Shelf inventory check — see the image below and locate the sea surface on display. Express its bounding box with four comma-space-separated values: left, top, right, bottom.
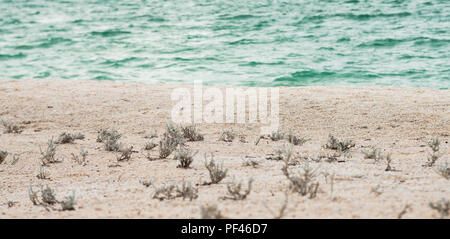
0, 0, 449, 89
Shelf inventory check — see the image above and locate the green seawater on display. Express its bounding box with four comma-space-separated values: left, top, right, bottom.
0, 0, 449, 89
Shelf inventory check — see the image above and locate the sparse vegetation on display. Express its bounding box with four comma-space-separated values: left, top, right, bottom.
152, 181, 198, 201
0, 150, 7, 164
29, 185, 60, 210
362, 147, 382, 161
144, 141, 158, 150
267, 145, 293, 162
176, 180, 199, 201
242, 157, 260, 168
282, 161, 320, 199
97, 128, 123, 152
219, 129, 235, 142
425, 136, 442, 167
157, 122, 185, 159
204, 153, 228, 184
103, 137, 121, 152
39, 139, 61, 166
97, 128, 121, 143
429, 198, 449, 219
153, 184, 177, 200
181, 125, 204, 141
71, 148, 88, 166
159, 133, 179, 159
55, 132, 85, 144
269, 130, 285, 141
1, 119, 22, 134
116, 145, 133, 162
140, 178, 153, 187
324, 134, 355, 153
36, 167, 51, 180
223, 178, 253, 200
384, 152, 394, 171
60, 191, 76, 211
436, 160, 450, 179
11, 154, 20, 165
285, 131, 308, 146
200, 205, 224, 219
144, 130, 158, 139
174, 147, 197, 168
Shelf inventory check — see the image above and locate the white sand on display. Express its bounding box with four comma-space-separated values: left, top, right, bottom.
0, 78, 449, 218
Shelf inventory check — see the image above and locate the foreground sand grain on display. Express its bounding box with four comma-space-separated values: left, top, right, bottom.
0, 79, 449, 218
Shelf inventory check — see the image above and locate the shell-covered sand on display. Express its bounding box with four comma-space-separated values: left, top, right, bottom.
0, 79, 449, 218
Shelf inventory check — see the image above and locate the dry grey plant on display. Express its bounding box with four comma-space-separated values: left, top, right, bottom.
144, 141, 158, 150
1, 119, 22, 134
435, 160, 449, 179
429, 198, 449, 219
266, 145, 294, 163
242, 157, 261, 168
222, 178, 253, 200
204, 153, 228, 185
269, 130, 285, 141
71, 148, 88, 166
60, 191, 77, 211
324, 134, 355, 153
176, 180, 199, 201
282, 160, 320, 199
0, 150, 7, 164
116, 145, 134, 162
97, 128, 122, 152
36, 167, 51, 180
425, 136, 443, 167
384, 152, 394, 171
218, 129, 235, 142
285, 130, 308, 146
362, 147, 383, 161
153, 184, 177, 200
97, 128, 121, 143
28, 185, 59, 211
140, 178, 154, 187
39, 139, 61, 166
55, 132, 85, 144
181, 125, 204, 141
153, 181, 198, 201
159, 133, 179, 159
144, 129, 158, 139
175, 147, 198, 168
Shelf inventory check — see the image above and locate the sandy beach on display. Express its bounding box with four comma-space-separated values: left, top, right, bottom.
0, 78, 448, 218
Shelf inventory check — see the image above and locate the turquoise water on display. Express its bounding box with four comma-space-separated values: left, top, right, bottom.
0, 0, 449, 89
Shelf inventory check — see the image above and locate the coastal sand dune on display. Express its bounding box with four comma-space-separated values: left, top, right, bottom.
0, 79, 449, 218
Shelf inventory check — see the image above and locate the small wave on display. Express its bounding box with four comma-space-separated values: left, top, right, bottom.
218, 14, 256, 20
228, 38, 255, 45
240, 61, 285, 67
91, 29, 131, 37
0, 52, 27, 61
274, 70, 336, 85
357, 38, 406, 48
413, 37, 450, 47
14, 37, 73, 50
294, 12, 411, 25
336, 12, 412, 20
128, 14, 166, 22
101, 57, 146, 67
